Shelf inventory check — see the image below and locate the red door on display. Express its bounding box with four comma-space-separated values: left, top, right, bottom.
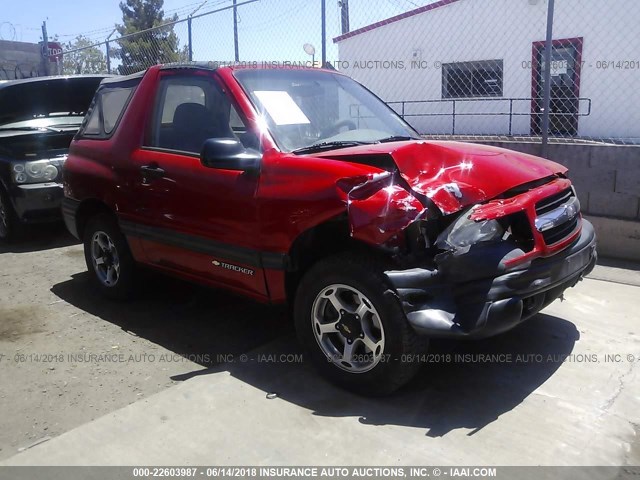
128, 70, 267, 299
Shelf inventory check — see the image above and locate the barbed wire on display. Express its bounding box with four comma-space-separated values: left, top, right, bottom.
0, 22, 17, 41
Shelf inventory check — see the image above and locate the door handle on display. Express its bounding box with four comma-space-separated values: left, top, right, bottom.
140, 164, 165, 182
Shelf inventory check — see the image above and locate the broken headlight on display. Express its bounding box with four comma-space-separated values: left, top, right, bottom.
436, 209, 505, 250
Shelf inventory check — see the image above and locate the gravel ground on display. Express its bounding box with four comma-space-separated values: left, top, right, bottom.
0, 224, 288, 460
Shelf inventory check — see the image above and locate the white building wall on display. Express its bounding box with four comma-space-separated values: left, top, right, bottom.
336, 0, 640, 140
553, 0, 640, 139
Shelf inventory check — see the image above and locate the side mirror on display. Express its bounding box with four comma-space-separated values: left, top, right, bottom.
200, 138, 261, 172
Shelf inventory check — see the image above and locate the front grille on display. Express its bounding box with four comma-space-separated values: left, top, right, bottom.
535, 187, 574, 215
541, 215, 579, 245
535, 187, 580, 245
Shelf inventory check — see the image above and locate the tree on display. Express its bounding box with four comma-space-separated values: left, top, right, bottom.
114, 0, 186, 75
62, 36, 108, 74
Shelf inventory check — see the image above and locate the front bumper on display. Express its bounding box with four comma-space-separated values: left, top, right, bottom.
8, 183, 64, 223
385, 219, 597, 339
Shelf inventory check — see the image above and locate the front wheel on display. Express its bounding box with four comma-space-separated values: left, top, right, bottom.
294, 253, 427, 396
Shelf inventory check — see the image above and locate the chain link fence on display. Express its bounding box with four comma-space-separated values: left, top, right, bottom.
52, 0, 638, 146
335, 0, 639, 147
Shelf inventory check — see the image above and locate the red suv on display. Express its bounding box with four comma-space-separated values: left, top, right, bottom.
63, 64, 596, 395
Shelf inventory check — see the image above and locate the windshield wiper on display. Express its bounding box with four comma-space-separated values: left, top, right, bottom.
291, 140, 372, 155
0, 126, 62, 133
375, 135, 420, 144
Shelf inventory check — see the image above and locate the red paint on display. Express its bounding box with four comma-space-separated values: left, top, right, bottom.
65, 64, 583, 303
319, 140, 566, 215
333, 171, 425, 246
470, 177, 582, 266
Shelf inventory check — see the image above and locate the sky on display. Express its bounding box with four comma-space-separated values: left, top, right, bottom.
0, 0, 432, 64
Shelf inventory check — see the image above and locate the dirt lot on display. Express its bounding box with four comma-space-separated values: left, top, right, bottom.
0, 224, 288, 460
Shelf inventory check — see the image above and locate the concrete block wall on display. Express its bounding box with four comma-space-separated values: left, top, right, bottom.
0, 40, 44, 80
475, 142, 640, 221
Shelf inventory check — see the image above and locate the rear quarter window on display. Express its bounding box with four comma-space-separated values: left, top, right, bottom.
79, 86, 135, 138
102, 88, 134, 134
82, 102, 101, 135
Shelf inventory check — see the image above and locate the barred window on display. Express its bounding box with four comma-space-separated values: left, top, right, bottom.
442, 60, 504, 98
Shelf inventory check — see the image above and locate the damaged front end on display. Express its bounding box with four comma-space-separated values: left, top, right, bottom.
336, 165, 596, 339
387, 179, 596, 339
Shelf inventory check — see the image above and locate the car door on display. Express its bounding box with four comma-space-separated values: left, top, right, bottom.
129, 70, 267, 298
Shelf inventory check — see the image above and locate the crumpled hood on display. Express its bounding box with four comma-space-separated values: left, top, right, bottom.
322, 140, 567, 215
393, 141, 567, 214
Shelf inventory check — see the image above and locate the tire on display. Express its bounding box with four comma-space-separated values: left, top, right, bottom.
83, 213, 137, 300
294, 252, 427, 396
0, 186, 19, 243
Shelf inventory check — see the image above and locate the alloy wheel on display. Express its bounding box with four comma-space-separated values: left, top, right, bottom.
91, 231, 120, 287
311, 284, 386, 373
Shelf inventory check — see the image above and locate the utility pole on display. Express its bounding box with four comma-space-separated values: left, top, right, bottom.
41, 21, 49, 76
540, 0, 555, 158
233, 0, 239, 62
321, 0, 326, 67
339, 0, 349, 35
106, 29, 116, 74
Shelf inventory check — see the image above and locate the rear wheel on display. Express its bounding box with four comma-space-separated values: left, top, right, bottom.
83, 214, 137, 300
294, 253, 427, 396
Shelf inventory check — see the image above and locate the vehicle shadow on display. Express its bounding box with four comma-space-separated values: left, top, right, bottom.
51, 272, 578, 437
0, 223, 79, 253
190, 313, 579, 437
50, 271, 291, 364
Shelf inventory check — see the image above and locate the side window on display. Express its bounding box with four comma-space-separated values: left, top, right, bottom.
229, 104, 246, 133
229, 103, 260, 150
79, 86, 134, 138
161, 84, 206, 124
102, 88, 133, 134
147, 74, 257, 155
82, 101, 101, 136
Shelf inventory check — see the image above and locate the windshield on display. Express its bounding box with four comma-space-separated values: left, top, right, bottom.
233, 69, 420, 153
0, 77, 104, 128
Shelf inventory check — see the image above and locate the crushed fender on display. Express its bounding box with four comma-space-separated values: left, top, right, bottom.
336, 171, 427, 246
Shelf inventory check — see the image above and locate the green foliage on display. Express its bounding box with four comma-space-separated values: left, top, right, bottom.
62, 36, 108, 74
114, 0, 186, 75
